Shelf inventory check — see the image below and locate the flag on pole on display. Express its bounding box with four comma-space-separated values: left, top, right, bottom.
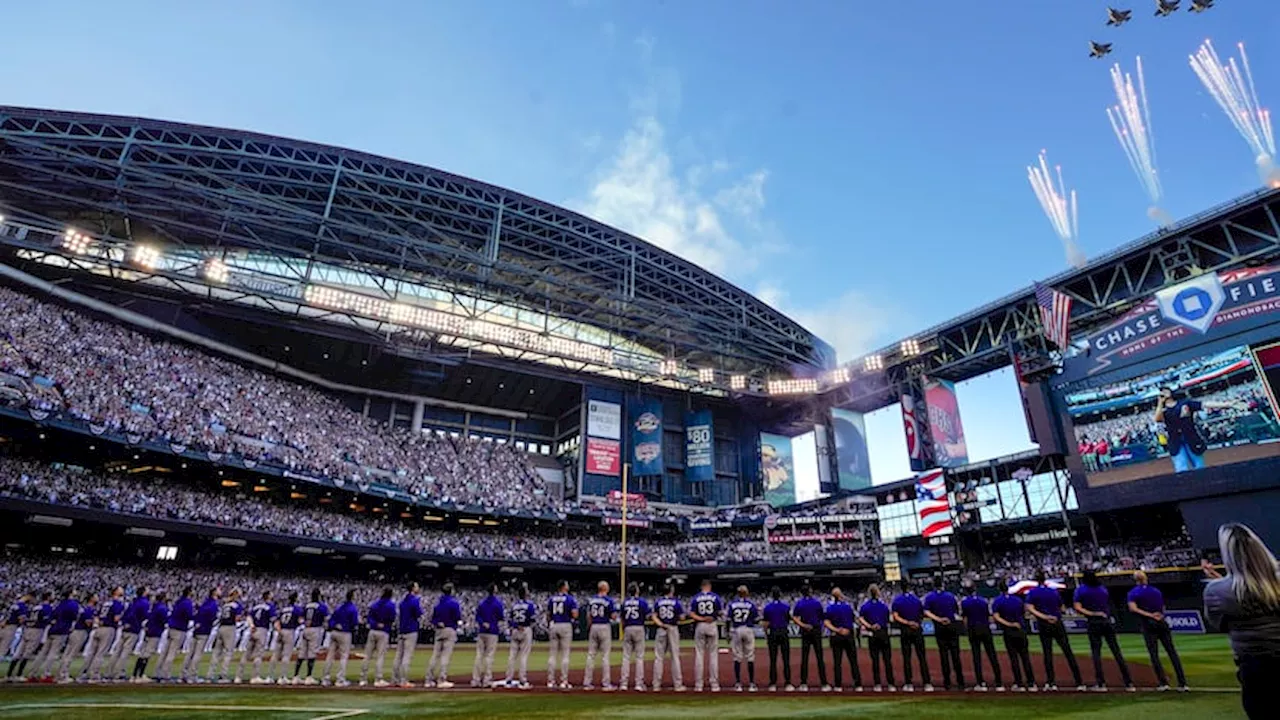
915, 469, 952, 538
1034, 283, 1073, 349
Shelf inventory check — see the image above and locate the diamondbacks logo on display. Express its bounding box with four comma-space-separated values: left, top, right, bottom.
634, 441, 661, 463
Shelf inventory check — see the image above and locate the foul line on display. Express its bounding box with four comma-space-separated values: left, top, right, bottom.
0, 703, 368, 720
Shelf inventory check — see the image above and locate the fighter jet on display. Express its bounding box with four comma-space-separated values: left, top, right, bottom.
1155, 0, 1180, 17
1190, 0, 1214, 12
1106, 8, 1133, 26
1090, 41, 1114, 59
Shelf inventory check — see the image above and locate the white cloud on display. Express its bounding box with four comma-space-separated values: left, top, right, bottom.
715, 169, 768, 222
758, 283, 900, 364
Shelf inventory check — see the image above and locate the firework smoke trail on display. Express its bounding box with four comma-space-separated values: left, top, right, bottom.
1107, 57, 1170, 224
1190, 40, 1279, 186
1027, 151, 1086, 268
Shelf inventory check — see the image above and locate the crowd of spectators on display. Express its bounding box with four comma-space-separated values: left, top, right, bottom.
0, 457, 878, 569
0, 287, 550, 513
975, 533, 1201, 582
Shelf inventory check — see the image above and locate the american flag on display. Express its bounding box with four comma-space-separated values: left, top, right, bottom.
1008, 579, 1067, 595
1035, 283, 1073, 349
915, 469, 952, 538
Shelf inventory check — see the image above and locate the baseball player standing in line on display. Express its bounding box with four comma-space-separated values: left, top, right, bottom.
0, 591, 30, 678
425, 582, 461, 689
360, 587, 397, 687
823, 587, 862, 692
583, 580, 618, 691
503, 583, 537, 689
545, 580, 578, 690
181, 587, 219, 683
650, 581, 685, 692
208, 588, 244, 683
237, 590, 275, 684
689, 579, 724, 693
472, 583, 504, 688
33, 589, 77, 681
105, 587, 149, 682
58, 592, 96, 682
392, 583, 423, 688
268, 591, 302, 684
82, 586, 124, 682
323, 589, 359, 687
133, 591, 168, 683
761, 586, 793, 692
295, 588, 329, 685
727, 585, 759, 692
619, 582, 649, 691
891, 585, 932, 692
961, 584, 1003, 691
857, 584, 895, 692
792, 583, 829, 692
924, 578, 966, 691
10, 592, 49, 682
156, 587, 194, 682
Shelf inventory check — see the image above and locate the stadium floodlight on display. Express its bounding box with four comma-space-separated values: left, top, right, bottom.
863, 354, 884, 372
767, 378, 819, 396
60, 229, 91, 255
900, 338, 921, 358
698, 367, 716, 384
202, 257, 230, 283
827, 367, 851, 385
729, 374, 747, 391
660, 359, 678, 376
131, 244, 162, 270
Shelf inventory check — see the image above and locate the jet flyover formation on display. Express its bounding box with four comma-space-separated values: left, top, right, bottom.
1093, 0, 1215, 58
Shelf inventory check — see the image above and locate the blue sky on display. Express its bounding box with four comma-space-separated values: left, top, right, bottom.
2, 0, 1277, 483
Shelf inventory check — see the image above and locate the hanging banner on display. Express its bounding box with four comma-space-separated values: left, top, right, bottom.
685, 410, 715, 482
900, 385, 931, 472
761, 433, 796, 507
924, 376, 969, 468
630, 398, 663, 475
585, 438, 621, 476
586, 400, 622, 440
831, 408, 871, 491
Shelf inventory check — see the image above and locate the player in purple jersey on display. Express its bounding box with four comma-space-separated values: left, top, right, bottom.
1127, 570, 1188, 691
270, 591, 303, 684
105, 586, 149, 682
209, 588, 245, 683
134, 590, 168, 683
34, 588, 78, 681
82, 586, 125, 682
891, 586, 931, 692
503, 583, 537, 690
426, 582, 462, 689
181, 587, 220, 683
792, 582, 829, 691
583, 580, 618, 691
1, 591, 32, 680
237, 590, 276, 684
9, 591, 46, 682
393, 582, 423, 687
960, 585, 1002, 691
1026, 570, 1084, 691
690, 579, 724, 693
762, 586, 793, 691
992, 580, 1035, 691
650, 581, 685, 692
823, 587, 861, 692
296, 588, 329, 685
857, 584, 895, 692
324, 589, 360, 687
619, 582, 650, 691
471, 583, 504, 688
546, 579, 578, 689
728, 585, 759, 692
361, 587, 398, 687
924, 578, 966, 691
58, 592, 97, 682
1073, 570, 1134, 692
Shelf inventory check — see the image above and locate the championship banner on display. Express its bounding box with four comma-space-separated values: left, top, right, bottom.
585, 437, 621, 476
586, 400, 622, 440
924, 376, 969, 468
684, 410, 715, 482
1072, 265, 1280, 378
761, 433, 796, 507
831, 408, 871, 490
630, 398, 663, 476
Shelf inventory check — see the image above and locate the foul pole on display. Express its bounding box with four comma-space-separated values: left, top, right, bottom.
619, 463, 630, 640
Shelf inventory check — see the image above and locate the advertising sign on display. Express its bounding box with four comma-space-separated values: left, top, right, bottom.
587, 400, 622, 440
585, 437, 621, 476
630, 398, 663, 475
685, 410, 715, 482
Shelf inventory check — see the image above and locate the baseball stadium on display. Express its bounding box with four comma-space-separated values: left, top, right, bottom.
2, 9, 1280, 720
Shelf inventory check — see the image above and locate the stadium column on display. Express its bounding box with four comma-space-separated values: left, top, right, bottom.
411, 400, 424, 433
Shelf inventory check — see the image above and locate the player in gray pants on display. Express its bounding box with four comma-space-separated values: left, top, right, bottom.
503, 584, 536, 689
619, 582, 649, 691
651, 584, 685, 692
583, 581, 618, 690
690, 579, 724, 692
546, 580, 579, 689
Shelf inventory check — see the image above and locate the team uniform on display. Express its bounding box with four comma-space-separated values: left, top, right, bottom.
546, 592, 577, 688
961, 593, 1002, 689
728, 597, 759, 691
650, 595, 685, 691
361, 596, 397, 686
762, 598, 793, 690
583, 594, 617, 690
425, 593, 461, 687
503, 598, 537, 688
34, 597, 78, 680
858, 597, 895, 690
269, 601, 303, 683
324, 600, 359, 686
392, 593, 423, 686
181, 596, 218, 682
157, 594, 194, 681
925, 590, 965, 690
619, 596, 649, 690
792, 594, 828, 690
824, 598, 861, 691
1127, 583, 1188, 689
57, 603, 95, 681
209, 598, 245, 682
237, 599, 276, 683
137, 599, 169, 681
471, 594, 504, 687
83, 596, 124, 682
1074, 584, 1133, 689
13, 600, 50, 681
105, 594, 150, 681
1026, 584, 1083, 690
298, 599, 330, 683
690, 590, 723, 692
1, 600, 30, 679
992, 592, 1035, 690
891, 592, 931, 691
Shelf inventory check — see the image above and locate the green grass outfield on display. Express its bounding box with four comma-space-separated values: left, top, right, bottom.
0, 635, 1245, 719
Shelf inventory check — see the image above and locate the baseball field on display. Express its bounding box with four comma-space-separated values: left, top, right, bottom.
0, 634, 1244, 718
